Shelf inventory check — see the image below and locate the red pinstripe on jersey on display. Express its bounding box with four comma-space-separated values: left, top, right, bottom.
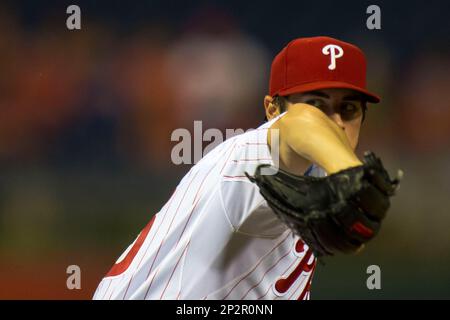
254, 240, 316, 300
142, 169, 201, 297
105, 215, 156, 278
100, 279, 112, 300
93, 280, 103, 297
219, 142, 238, 175
107, 280, 116, 300
231, 158, 273, 162
220, 231, 291, 300
93, 112, 319, 300
194, 141, 236, 204
148, 198, 201, 299
257, 249, 300, 299
274, 246, 315, 295
121, 187, 179, 299
293, 266, 316, 300
159, 240, 191, 299
159, 142, 239, 299
256, 285, 271, 300
222, 175, 248, 179
144, 140, 238, 299
237, 142, 266, 147
239, 239, 294, 299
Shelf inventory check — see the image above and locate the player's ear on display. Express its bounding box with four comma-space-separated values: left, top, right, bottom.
264, 95, 280, 120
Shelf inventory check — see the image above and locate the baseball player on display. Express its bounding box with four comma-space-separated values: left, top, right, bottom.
93, 36, 401, 300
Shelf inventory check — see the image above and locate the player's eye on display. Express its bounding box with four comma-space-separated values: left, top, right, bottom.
341, 102, 357, 112
305, 99, 327, 109
340, 102, 362, 120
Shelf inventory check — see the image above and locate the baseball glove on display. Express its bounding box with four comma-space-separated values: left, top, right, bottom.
245, 151, 403, 257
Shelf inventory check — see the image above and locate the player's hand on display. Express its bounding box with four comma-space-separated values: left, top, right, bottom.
246, 151, 403, 257
275, 103, 363, 174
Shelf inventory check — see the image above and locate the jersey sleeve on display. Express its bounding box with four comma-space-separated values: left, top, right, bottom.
220, 179, 287, 238
218, 119, 288, 238
217, 112, 325, 238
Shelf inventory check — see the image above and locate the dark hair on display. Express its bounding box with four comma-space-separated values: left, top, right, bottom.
263, 95, 288, 121
361, 103, 368, 122
267, 95, 368, 122
272, 95, 289, 113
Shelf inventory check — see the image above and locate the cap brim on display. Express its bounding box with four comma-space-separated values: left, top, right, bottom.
277, 81, 380, 103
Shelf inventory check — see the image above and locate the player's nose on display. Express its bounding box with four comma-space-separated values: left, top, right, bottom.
329, 112, 346, 130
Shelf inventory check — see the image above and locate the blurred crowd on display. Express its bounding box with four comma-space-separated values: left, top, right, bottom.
0, 1, 449, 298
0, 6, 269, 170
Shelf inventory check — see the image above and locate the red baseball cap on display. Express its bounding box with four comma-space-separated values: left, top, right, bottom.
269, 36, 380, 103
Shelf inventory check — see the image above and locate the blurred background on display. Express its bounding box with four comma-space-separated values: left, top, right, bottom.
0, 0, 449, 299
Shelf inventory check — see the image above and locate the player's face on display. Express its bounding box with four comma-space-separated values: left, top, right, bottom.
287, 88, 365, 150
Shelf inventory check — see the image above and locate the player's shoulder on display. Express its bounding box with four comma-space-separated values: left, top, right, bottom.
200, 121, 269, 160
190, 118, 279, 181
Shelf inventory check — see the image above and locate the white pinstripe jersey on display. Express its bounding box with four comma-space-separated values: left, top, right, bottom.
93, 113, 326, 300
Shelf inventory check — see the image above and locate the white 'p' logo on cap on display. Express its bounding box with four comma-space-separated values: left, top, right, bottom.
322, 44, 344, 70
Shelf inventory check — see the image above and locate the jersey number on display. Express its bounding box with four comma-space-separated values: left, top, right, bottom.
105, 215, 156, 277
